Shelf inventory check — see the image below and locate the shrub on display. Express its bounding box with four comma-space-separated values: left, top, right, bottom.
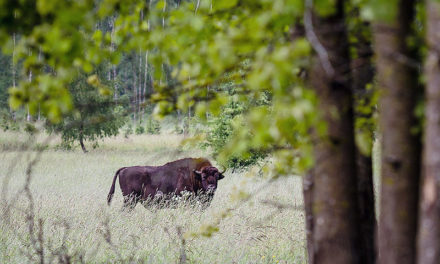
146, 117, 161, 135
205, 101, 266, 170
123, 123, 133, 138
135, 124, 145, 135
0, 110, 20, 131
24, 122, 37, 135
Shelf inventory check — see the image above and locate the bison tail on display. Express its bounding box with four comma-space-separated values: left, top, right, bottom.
107, 167, 125, 205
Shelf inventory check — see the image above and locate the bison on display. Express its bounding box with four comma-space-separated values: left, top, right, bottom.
107, 158, 225, 209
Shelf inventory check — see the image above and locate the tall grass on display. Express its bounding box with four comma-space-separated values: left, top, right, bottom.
0, 132, 305, 263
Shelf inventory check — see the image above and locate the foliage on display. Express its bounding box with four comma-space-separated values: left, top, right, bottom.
206, 98, 266, 170
0, 50, 12, 110
144, 0, 318, 173
0, 0, 384, 172
123, 123, 134, 138
146, 116, 161, 134
23, 122, 37, 135
47, 67, 124, 151
135, 124, 145, 134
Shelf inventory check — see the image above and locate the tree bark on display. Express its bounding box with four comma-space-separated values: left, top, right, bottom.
142, 50, 148, 120
27, 67, 32, 122
356, 151, 376, 264
79, 123, 88, 153
303, 170, 314, 264
138, 47, 143, 121
351, 20, 376, 264
112, 64, 118, 100
372, 1, 420, 264
109, 16, 118, 101
416, 2, 440, 263
132, 56, 138, 123
307, 1, 362, 263
11, 32, 16, 120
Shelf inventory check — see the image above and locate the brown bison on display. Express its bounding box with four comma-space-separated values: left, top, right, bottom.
107, 158, 225, 209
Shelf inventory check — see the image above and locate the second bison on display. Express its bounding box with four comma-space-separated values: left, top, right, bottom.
107, 158, 225, 209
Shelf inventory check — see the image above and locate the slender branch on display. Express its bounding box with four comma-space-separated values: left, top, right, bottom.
304, 0, 335, 78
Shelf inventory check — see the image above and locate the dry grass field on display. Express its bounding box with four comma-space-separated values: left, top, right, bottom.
0, 131, 306, 263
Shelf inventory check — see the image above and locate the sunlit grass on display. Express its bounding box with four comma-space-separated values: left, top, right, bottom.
0, 132, 306, 263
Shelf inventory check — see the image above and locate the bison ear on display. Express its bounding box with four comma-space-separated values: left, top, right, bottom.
193, 170, 202, 181
218, 173, 225, 180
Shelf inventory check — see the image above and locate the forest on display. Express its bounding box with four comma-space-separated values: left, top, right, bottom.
0, 0, 439, 263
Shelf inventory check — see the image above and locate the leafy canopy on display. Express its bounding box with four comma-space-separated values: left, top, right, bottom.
0, 0, 387, 172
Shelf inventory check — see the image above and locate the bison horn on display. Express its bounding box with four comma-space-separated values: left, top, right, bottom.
219, 166, 226, 174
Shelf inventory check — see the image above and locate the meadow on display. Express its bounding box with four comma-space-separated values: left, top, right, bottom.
0, 131, 306, 263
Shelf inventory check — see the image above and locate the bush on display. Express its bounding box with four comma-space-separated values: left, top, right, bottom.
123, 123, 133, 138
24, 122, 37, 135
0, 110, 20, 131
146, 117, 161, 135
173, 120, 183, 134
205, 101, 266, 170
135, 124, 145, 135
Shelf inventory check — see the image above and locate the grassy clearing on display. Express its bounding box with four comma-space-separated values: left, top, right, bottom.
0, 132, 305, 263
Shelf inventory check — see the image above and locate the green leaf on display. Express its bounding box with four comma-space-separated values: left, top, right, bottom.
361, 0, 398, 23
213, 0, 238, 10
37, 0, 57, 15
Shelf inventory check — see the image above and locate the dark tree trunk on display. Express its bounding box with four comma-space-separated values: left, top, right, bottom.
416, 2, 440, 263
372, 1, 420, 264
307, 1, 362, 263
79, 124, 87, 153
303, 170, 314, 264
356, 151, 376, 264
290, 22, 316, 264
351, 20, 376, 264
79, 137, 87, 153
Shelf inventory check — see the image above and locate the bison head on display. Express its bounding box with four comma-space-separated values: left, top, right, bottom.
193, 167, 225, 193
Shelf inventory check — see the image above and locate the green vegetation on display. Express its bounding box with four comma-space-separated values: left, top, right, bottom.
46, 67, 125, 152
205, 100, 267, 170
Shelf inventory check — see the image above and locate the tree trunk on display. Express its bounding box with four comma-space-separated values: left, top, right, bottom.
416, 2, 440, 263
162, 0, 166, 28
372, 1, 420, 264
12, 33, 16, 89
307, 1, 362, 263
195, 0, 201, 13
27, 67, 32, 122
110, 16, 118, 101
351, 20, 376, 264
79, 124, 88, 153
356, 151, 376, 264
142, 50, 148, 120
138, 4, 143, 122
38, 48, 42, 121
303, 170, 314, 264
112, 64, 118, 100
123, 65, 128, 98
132, 56, 138, 123
79, 137, 87, 153
11, 32, 16, 120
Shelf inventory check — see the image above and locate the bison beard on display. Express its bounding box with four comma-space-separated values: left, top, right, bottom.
107, 158, 225, 209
